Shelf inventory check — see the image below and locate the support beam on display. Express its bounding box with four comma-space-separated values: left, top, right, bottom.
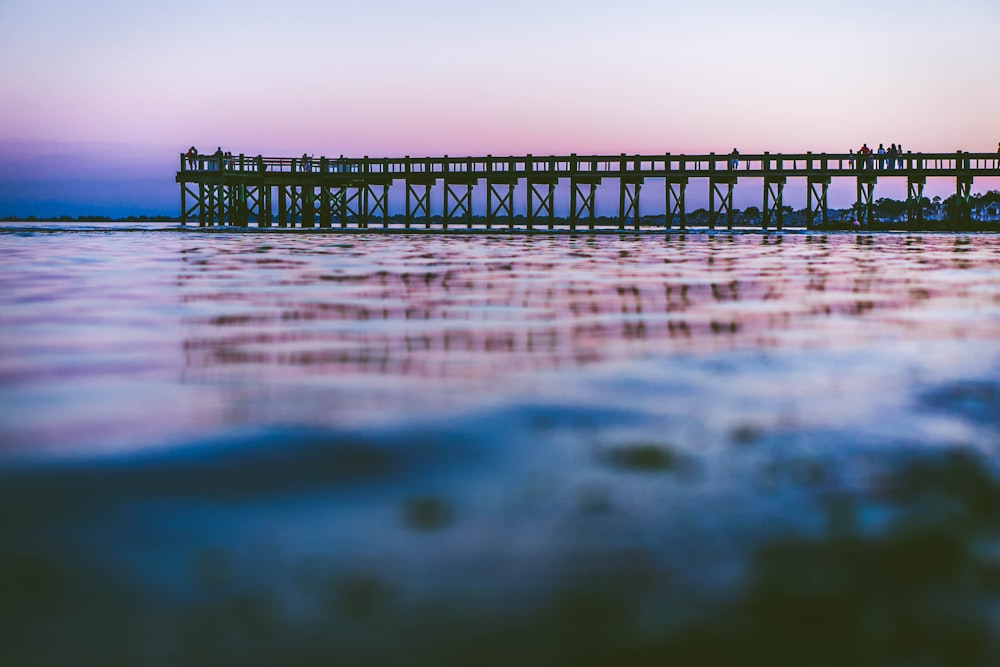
325, 188, 341, 228
406, 180, 433, 229
197, 183, 206, 227
214, 183, 224, 226
367, 183, 389, 228
206, 183, 216, 226
331, 187, 344, 228
907, 176, 926, 226
301, 186, 315, 228
486, 179, 515, 229
235, 184, 248, 227
527, 178, 557, 230
244, 184, 259, 227
957, 175, 974, 222
288, 186, 303, 228
359, 184, 370, 229
763, 177, 786, 230
806, 176, 830, 228
181, 183, 201, 226
180, 180, 187, 226
266, 185, 273, 228
232, 185, 242, 226
337, 186, 360, 228
224, 185, 232, 226
619, 177, 642, 230
259, 185, 271, 228
320, 184, 331, 228
278, 185, 287, 227
444, 180, 474, 229
856, 175, 876, 226
666, 178, 687, 230
709, 176, 736, 230
569, 177, 600, 230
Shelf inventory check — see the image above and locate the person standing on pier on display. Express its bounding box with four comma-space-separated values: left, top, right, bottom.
186, 146, 198, 170
896, 143, 904, 169
877, 143, 886, 169
859, 143, 872, 169
729, 148, 740, 170
887, 144, 897, 170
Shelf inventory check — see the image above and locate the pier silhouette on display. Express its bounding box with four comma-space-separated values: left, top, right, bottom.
177, 151, 1000, 230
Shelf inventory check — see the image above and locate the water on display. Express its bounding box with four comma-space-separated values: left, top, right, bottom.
2, 224, 1000, 665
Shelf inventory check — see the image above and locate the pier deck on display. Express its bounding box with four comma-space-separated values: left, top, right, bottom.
176, 151, 1000, 230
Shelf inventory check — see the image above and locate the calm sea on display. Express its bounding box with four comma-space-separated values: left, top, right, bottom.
2, 223, 1000, 665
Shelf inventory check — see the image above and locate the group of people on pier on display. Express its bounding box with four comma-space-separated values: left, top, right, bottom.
185, 146, 233, 171
299, 154, 355, 173
854, 143, 905, 170
183, 147, 363, 174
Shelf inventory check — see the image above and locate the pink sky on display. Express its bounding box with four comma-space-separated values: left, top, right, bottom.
1, 0, 997, 215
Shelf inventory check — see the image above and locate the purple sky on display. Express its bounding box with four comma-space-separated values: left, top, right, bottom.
1, 0, 997, 216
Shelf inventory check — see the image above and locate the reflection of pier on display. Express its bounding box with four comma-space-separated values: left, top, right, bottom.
180, 274, 762, 379
179, 235, 980, 382
177, 151, 1000, 230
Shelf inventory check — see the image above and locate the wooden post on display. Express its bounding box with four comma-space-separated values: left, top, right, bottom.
726, 181, 734, 230
568, 154, 577, 230
618, 153, 626, 230
525, 154, 533, 231
198, 183, 206, 227
319, 158, 330, 228
549, 158, 556, 230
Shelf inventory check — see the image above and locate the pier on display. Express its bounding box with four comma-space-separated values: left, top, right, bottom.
176, 151, 1000, 230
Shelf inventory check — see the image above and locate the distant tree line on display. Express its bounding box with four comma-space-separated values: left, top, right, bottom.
678, 189, 1000, 230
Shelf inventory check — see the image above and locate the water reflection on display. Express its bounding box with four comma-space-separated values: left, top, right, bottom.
178, 234, 1000, 382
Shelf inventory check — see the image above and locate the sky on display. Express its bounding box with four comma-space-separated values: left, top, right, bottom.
0, 0, 998, 216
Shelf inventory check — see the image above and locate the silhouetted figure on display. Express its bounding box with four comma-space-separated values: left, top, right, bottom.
859, 143, 872, 170
877, 143, 886, 169
256, 155, 266, 172
896, 143, 904, 169
186, 146, 198, 170
729, 148, 740, 170
213, 147, 223, 171
887, 144, 897, 170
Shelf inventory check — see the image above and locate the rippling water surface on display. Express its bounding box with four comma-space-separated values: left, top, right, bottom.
2, 224, 1000, 665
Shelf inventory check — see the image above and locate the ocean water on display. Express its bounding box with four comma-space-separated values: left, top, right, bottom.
2, 224, 1000, 665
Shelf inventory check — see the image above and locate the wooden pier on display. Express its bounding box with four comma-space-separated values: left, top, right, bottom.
176, 151, 1000, 230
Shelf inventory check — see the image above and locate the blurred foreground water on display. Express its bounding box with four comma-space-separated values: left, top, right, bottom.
2, 225, 1000, 665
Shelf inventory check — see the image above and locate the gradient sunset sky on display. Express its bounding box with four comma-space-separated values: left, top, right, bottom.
1, 0, 997, 215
